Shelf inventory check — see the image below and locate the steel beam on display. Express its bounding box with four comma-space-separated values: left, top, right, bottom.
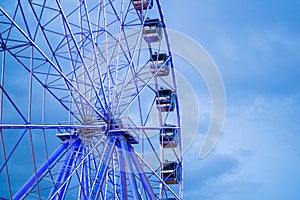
118, 146, 128, 200
130, 146, 156, 200
48, 142, 81, 199
89, 137, 117, 200
119, 136, 141, 200
13, 140, 71, 200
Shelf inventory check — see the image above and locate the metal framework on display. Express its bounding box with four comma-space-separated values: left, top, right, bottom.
0, 0, 183, 199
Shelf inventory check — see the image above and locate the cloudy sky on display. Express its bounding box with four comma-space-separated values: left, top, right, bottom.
162, 0, 300, 199
1, 0, 300, 199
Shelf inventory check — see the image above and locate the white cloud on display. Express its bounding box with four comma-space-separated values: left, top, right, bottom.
183, 94, 300, 199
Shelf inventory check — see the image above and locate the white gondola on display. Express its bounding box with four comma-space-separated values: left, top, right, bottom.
132, 0, 153, 10
161, 161, 180, 184
150, 52, 170, 76
156, 89, 176, 112
143, 18, 162, 43
160, 125, 178, 148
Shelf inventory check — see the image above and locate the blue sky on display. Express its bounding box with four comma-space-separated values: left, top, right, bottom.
162, 0, 300, 199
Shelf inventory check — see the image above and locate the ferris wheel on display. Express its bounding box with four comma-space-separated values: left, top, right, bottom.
0, 0, 182, 199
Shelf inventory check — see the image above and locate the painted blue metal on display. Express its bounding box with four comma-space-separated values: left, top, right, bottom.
48, 150, 73, 199
55, 148, 78, 199
0, 8, 80, 122
1, 0, 183, 199
0, 129, 27, 173
56, 0, 108, 116
81, 148, 90, 199
117, 69, 162, 118
48, 142, 83, 199
76, 147, 85, 199
12, 140, 71, 200
89, 137, 117, 200
48, 139, 82, 199
130, 145, 156, 200
134, 153, 181, 199
119, 136, 142, 200
16, 1, 32, 40
0, 7, 108, 123
0, 85, 28, 124
118, 145, 128, 200
78, 0, 109, 113
155, 0, 183, 198
0, 124, 102, 130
